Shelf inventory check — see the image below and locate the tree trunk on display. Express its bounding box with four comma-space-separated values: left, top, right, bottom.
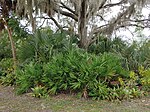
78, 0, 89, 49
0, 1, 17, 68
7, 28, 17, 68
3, 18, 17, 68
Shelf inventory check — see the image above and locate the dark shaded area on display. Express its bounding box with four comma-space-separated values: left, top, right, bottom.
0, 0, 17, 31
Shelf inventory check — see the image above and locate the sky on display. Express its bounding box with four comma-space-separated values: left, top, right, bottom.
110, 4, 150, 43
117, 12, 150, 43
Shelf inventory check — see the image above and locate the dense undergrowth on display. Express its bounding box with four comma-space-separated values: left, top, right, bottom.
0, 19, 150, 101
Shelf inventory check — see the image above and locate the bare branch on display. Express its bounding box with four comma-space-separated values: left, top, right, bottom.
60, 2, 78, 16
103, 0, 126, 8
54, 8, 78, 21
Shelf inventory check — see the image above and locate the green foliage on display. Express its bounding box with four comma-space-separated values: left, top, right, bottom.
8, 17, 28, 40
0, 58, 16, 85
3, 47, 145, 100
138, 67, 150, 91
0, 17, 28, 60
0, 72, 16, 85
0, 58, 13, 71
15, 62, 43, 94
88, 81, 109, 100
138, 40, 150, 68
88, 37, 127, 54
0, 26, 149, 101
15, 49, 133, 100
31, 85, 48, 98
109, 87, 143, 101
89, 36, 150, 71
43, 50, 128, 94
0, 31, 12, 60
17, 29, 76, 62
17, 37, 36, 62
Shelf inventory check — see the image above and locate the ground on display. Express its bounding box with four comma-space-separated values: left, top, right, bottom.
0, 84, 150, 112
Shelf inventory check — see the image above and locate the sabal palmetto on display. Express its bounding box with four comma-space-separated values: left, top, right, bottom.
18, 28, 73, 62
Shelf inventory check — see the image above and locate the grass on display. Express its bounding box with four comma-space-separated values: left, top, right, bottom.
0, 84, 150, 112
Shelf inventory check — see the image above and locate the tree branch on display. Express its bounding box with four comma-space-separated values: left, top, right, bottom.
103, 0, 126, 8
54, 8, 78, 21
60, 2, 78, 16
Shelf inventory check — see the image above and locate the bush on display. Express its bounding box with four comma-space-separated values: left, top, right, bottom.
44, 50, 128, 92
15, 49, 133, 99
0, 18, 28, 60
31, 85, 48, 98
88, 37, 150, 71
17, 30, 76, 62
138, 66, 150, 92
0, 48, 146, 100
15, 62, 43, 94
0, 58, 15, 85
0, 31, 12, 60
88, 81, 110, 100
1, 29, 148, 100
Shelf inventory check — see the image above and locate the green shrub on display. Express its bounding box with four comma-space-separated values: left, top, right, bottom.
89, 37, 150, 71
15, 62, 43, 94
31, 85, 48, 98
1, 19, 149, 101
0, 73, 16, 86
138, 67, 150, 92
1, 48, 145, 100
0, 58, 13, 71
42, 50, 129, 97
0, 18, 28, 61
109, 87, 143, 101
138, 40, 150, 68
17, 30, 76, 62
88, 81, 110, 100
0, 58, 15, 85
17, 37, 36, 62
0, 31, 12, 60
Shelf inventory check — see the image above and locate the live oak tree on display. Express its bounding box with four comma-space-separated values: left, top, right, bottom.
1, 0, 150, 49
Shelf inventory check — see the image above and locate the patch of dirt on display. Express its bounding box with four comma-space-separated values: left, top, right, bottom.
0, 85, 52, 112
0, 84, 150, 112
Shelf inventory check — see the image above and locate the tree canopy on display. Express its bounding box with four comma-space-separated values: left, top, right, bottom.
0, 0, 150, 48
